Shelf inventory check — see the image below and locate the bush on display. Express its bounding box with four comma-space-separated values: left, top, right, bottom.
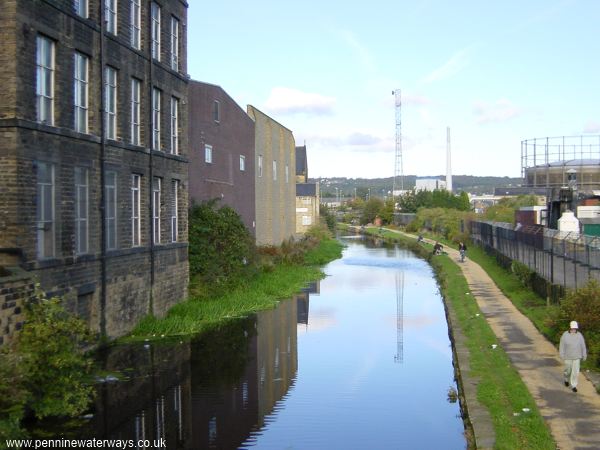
189, 200, 256, 284
511, 261, 535, 288
546, 280, 600, 367
0, 290, 94, 438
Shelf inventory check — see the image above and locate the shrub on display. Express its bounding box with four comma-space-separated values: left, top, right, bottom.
511, 261, 535, 288
546, 280, 600, 367
189, 200, 256, 284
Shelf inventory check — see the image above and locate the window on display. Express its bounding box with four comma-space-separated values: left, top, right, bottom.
129, 0, 141, 49
285, 164, 289, 183
152, 88, 161, 150
171, 180, 178, 242
106, 0, 117, 34
75, 0, 88, 18
36, 36, 54, 125
273, 160, 277, 181
170, 97, 178, 154
36, 162, 55, 258
258, 155, 263, 177
105, 66, 117, 139
212, 100, 220, 122
105, 171, 117, 250
74, 52, 89, 133
74, 168, 89, 254
302, 216, 312, 226
130, 78, 141, 145
152, 177, 161, 244
170, 16, 179, 71
131, 174, 141, 246
204, 145, 212, 163
239, 155, 245, 171
151, 2, 161, 60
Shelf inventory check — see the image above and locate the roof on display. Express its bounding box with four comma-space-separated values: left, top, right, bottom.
296, 146, 307, 177
296, 183, 317, 196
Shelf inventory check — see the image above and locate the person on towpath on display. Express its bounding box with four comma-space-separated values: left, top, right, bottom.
559, 320, 587, 392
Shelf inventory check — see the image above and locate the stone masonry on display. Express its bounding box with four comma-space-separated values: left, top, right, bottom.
0, 0, 189, 341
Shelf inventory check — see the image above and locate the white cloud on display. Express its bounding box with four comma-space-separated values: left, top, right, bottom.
473, 98, 523, 124
421, 48, 471, 84
264, 87, 336, 116
583, 121, 600, 133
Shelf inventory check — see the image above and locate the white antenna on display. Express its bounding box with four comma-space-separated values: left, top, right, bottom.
446, 126, 453, 192
392, 89, 403, 198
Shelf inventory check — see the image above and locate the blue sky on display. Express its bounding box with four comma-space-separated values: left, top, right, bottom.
187, 0, 600, 179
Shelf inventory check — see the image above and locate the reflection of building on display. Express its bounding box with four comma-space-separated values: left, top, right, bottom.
296, 280, 320, 325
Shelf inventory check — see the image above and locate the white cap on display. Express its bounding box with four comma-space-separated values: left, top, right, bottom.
570, 321, 578, 329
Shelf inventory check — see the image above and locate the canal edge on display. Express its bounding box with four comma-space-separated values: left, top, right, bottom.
442, 287, 496, 450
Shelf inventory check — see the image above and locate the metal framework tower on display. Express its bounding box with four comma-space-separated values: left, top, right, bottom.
392, 89, 403, 198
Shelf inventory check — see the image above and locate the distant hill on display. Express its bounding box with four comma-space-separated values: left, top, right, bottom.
311, 175, 522, 198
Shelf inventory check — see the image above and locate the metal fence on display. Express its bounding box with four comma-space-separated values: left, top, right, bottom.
471, 221, 600, 293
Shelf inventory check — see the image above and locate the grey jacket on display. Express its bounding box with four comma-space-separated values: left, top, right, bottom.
559, 331, 587, 360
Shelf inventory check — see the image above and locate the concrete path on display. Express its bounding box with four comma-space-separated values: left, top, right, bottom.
425, 236, 600, 450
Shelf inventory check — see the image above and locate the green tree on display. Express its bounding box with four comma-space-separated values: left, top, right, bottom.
361, 198, 384, 225
484, 195, 538, 224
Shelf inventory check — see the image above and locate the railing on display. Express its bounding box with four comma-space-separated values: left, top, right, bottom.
471, 221, 600, 292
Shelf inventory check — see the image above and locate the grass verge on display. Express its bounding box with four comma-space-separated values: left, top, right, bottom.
358, 226, 556, 449
127, 238, 343, 340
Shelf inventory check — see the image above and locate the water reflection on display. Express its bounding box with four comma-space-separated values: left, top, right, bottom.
37, 236, 465, 449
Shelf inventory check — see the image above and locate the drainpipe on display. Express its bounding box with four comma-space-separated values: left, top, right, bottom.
147, 4, 155, 315
99, 1, 107, 337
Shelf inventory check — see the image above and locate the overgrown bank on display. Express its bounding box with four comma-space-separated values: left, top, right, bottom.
130, 202, 343, 339
358, 226, 555, 450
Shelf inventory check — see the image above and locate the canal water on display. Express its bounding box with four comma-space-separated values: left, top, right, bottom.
46, 234, 466, 449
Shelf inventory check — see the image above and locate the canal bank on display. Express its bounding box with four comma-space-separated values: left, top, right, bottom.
366, 226, 600, 450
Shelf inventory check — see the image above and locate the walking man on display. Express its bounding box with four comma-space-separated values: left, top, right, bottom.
559, 321, 587, 392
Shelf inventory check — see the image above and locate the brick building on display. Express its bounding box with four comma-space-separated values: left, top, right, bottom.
295, 145, 319, 234
0, 0, 189, 339
247, 106, 296, 246
188, 81, 256, 234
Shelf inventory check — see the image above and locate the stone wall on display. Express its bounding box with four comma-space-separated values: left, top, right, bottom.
0, 266, 35, 346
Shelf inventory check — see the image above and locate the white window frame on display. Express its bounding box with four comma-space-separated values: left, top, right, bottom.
152, 87, 161, 150
152, 177, 161, 244
130, 0, 141, 50
131, 174, 141, 247
205, 145, 213, 163
74, 52, 89, 134
36, 36, 54, 125
105, 171, 118, 250
273, 160, 277, 181
302, 215, 312, 226
75, 167, 89, 255
75, 0, 88, 18
130, 78, 141, 145
171, 179, 178, 243
285, 164, 289, 183
105, 66, 117, 140
239, 155, 245, 171
37, 162, 55, 259
106, 0, 117, 35
170, 97, 178, 154
258, 155, 263, 177
170, 16, 179, 71
151, 2, 161, 61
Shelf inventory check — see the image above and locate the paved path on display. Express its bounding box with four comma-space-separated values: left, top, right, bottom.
421, 235, 600, 450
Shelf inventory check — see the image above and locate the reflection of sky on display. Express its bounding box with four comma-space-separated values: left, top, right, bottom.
243, 239, 465, 450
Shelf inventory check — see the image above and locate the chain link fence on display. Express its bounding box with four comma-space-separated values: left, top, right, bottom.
471, 221, 600, 299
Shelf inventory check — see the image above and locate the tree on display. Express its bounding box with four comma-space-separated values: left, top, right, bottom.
361, 198, 384, 225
